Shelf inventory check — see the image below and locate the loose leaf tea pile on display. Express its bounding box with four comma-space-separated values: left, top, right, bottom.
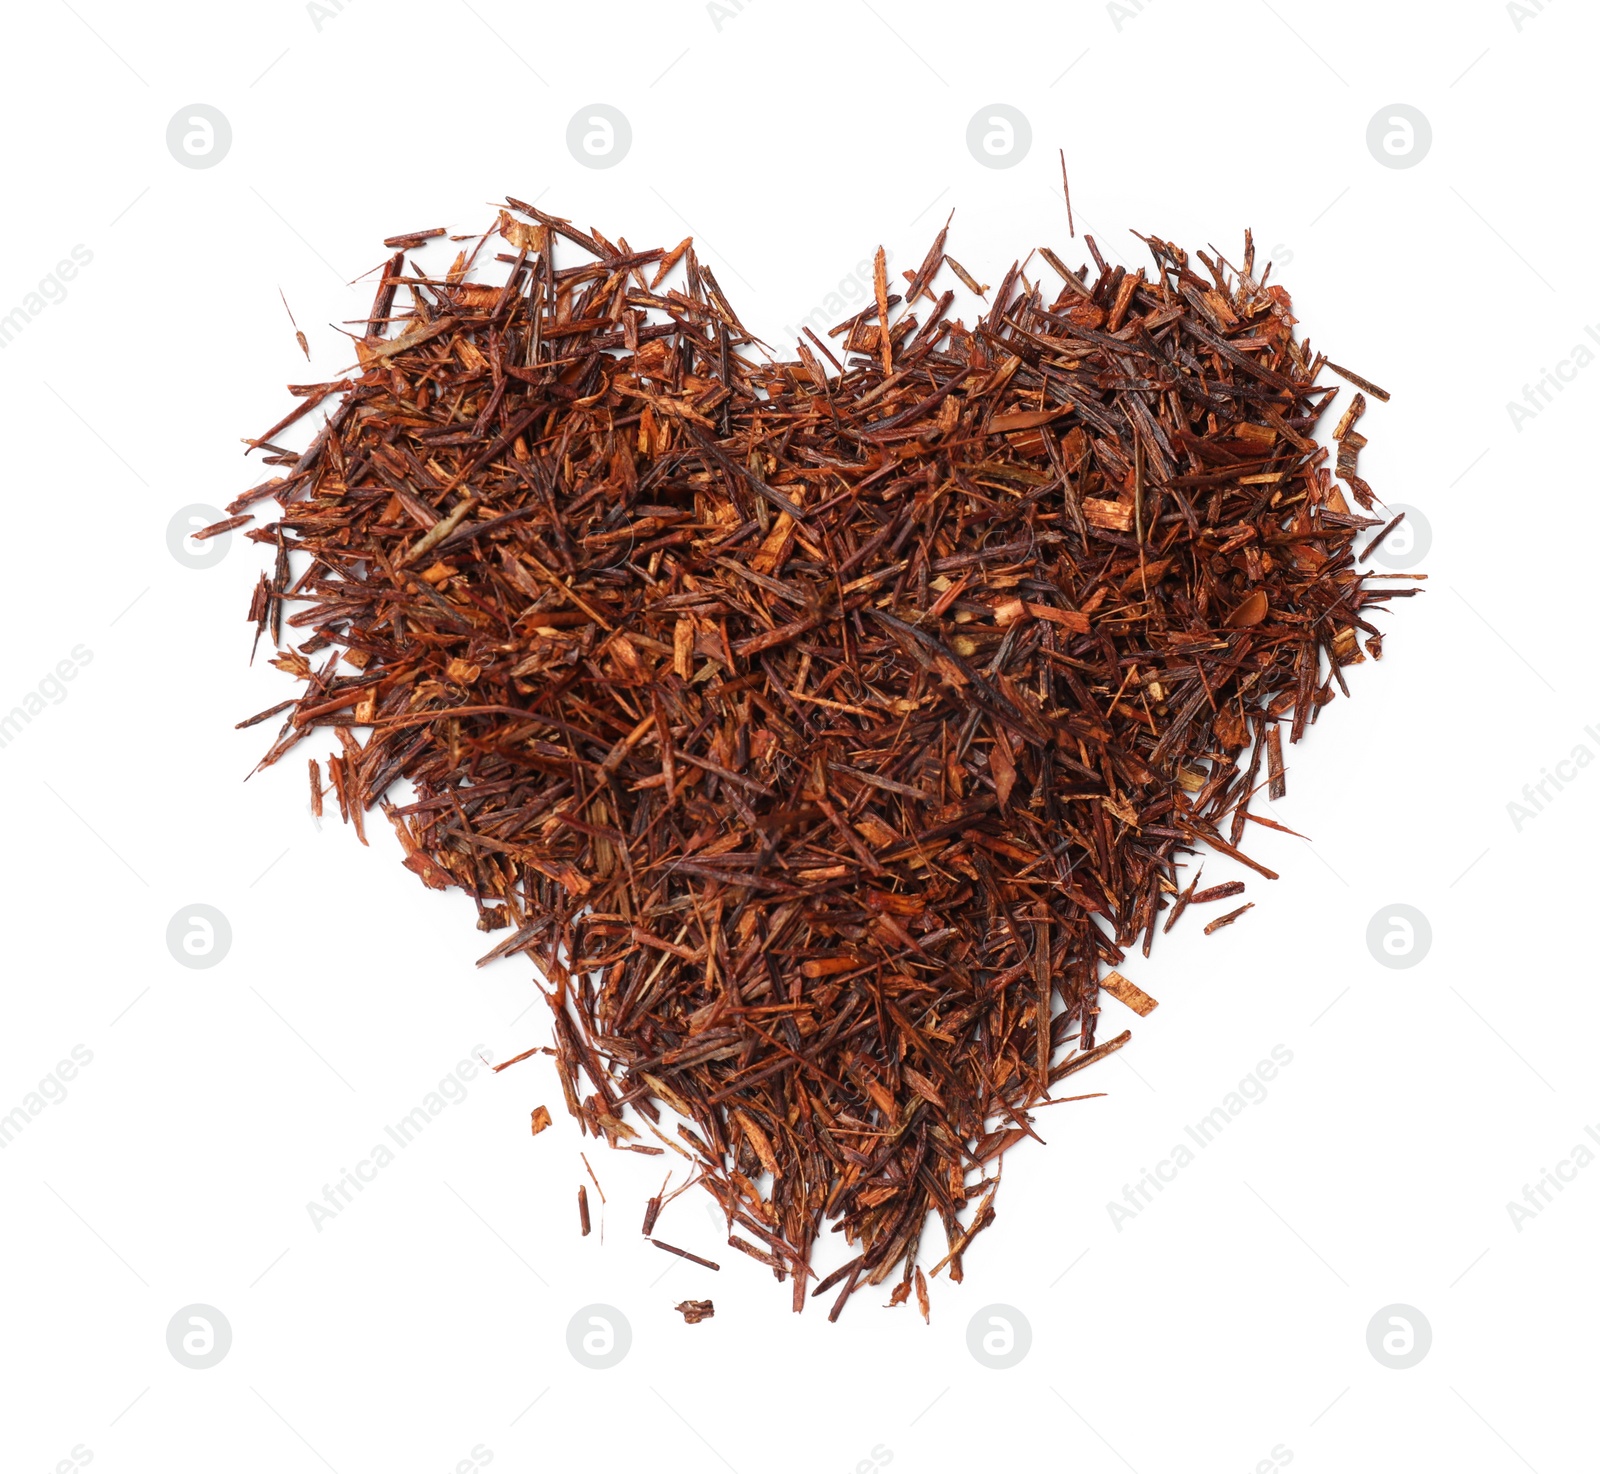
232, 199, 1415, 1318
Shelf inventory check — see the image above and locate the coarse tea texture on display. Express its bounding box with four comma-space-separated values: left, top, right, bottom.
230, 200, 1415, 1318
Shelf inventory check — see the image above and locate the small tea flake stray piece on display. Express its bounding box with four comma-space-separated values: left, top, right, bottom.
1100, 969, 1159, 1017
652, 1239, 720, 1272
675, 1299, 715, 1324
1191, 881, 1246, 905
530, 1105, 552, 1136
1204, 904, 1255, 936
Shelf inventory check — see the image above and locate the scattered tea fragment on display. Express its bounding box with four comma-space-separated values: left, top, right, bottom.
1266, 724, 1286, 800
1099, 969, 1159, 1017
1204, 903, 1255, 935
675, 1299, 715, 1324
279, 288, 310, 361
1326, 361, 1390, 401
530, 1105, 552, 1136
1360, 512, 1406, 563
727, 1233, 779, 1268
383, 226, 446, 249
1191, 881, 1245, 905
652, 1239, 719, 1272
194, 514, 251, 541
577, 1184, 591, 1237
236, 199, 1416, 1317
1163, 870, 1202, 935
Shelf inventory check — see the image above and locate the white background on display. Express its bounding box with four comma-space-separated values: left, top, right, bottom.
1, 1, 1595, 1470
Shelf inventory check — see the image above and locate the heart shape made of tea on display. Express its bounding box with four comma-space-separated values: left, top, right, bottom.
231, 199, 1404, 1318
